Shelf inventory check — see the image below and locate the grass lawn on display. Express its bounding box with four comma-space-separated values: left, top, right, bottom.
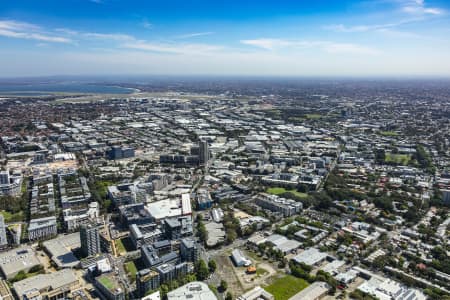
380, 131, 398, 137
124, 261, 138, 281
305, 113, 322, 119
385, 153, 411, 165
0, 210, 24, 223
256, 267, 269, 276
264, 275, 309, 300
115, 238, 126, 254
98, 276, 115, 290
266, 187, 308, 199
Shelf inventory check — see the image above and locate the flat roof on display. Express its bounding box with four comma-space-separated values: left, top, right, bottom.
167, 282, 217, 300
292, 247, 327, 266
288, 281, 329, 300
42, 233, 80, 268
276, 240, 301, 253
0, 247, 40, 278
146, 199, 183, 220
13, 269, 78, 298
96, 273, 122, 294
28, 216, 57, 230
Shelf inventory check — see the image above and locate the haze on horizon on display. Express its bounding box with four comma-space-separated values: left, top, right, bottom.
1, 0, 450, 78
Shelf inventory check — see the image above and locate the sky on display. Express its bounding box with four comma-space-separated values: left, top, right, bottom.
1, 0, 450, 77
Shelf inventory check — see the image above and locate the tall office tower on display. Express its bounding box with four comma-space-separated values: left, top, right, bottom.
0, 171, 9, 185
198, 140, 209, 165
0, 215, 8, 247
80, 224, 101, 257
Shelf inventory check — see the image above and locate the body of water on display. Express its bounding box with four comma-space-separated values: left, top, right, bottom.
0, 82, 136, 95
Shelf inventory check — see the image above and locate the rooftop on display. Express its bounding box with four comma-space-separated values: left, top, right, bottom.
167, 282, 217, 300
13, 269, 78, 298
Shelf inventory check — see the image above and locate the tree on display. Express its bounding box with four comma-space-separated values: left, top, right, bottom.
314, 192, 333, 210
225, 292, 233, 300
208, 259, 217, 273
195, 259, 209, 281
159, 284, 169, 297
11, 271, 27, 283
219, 280, 228, 292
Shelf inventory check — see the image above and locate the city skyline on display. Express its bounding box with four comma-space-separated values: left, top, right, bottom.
1, 0, 450, 77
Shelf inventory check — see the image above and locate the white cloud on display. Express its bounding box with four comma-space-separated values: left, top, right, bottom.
176, 32, 214, 39
240, 38, 380, 55
0, 20, 72, 43
324, 43, 380, 55
240, 38, 298, 50
400, 0, 445, 15
83, 32, 135, 41
142, 20, 153, 29
326, 23, 399, 33
122, 41, 222, 55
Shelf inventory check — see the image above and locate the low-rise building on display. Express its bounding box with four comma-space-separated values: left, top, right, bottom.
231, 249, 251, 267
167, 282, 217, 300
237, 286, 274, 300
43, 233, 80, 268
288, 281, 330, 300
13, 269, 79, 300
0, 247, 41, 279
292, 247, 328, 267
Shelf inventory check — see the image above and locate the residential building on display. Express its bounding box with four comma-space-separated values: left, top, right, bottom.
28, 216, 57, 241
255, 193, 303, 217
95, 273, 125, 300
136, 269, 160, 297
180, 238, 199, 262
0, 215, 8, 248
80, 224, 101, 257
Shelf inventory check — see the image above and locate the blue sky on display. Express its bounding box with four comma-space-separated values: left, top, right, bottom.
1, 0, 450, 77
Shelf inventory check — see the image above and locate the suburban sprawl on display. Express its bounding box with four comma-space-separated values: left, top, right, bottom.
0, 79, 449, 300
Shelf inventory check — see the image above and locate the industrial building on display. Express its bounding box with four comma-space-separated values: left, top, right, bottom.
231, 249, 251, 267
43, 233, 81, 268
288, 281, 330, 300
167, 282, 217, 300
13, 269, 79, 300
292, 247, 328, 267
237, 286, 274, 300
0, 247, 41, 279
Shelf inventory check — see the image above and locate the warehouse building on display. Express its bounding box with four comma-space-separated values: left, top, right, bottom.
0, 247, 41, 279
13, 269, 79, 300
167, 282, 217, 300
